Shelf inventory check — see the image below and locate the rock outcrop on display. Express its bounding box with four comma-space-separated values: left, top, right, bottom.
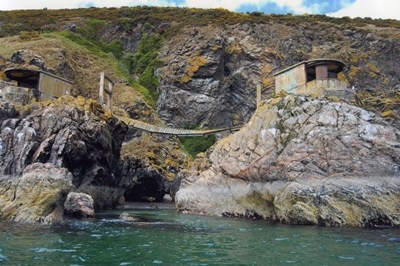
175, 96, 400, 227
0, 97, 127, 210
0, 163, 72, 224
1, 8, 400, 130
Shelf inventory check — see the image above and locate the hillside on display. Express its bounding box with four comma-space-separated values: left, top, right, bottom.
0, 29, 190, 196
0, 6, 399, 156
2, 6, 399, 129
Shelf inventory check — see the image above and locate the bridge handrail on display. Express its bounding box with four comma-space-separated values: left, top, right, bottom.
117, 116, 241, 136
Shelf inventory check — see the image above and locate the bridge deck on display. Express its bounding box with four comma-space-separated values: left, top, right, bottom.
118, 116, 240, 136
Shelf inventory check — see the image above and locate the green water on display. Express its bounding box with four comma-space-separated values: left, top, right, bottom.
0, 209, 399, 265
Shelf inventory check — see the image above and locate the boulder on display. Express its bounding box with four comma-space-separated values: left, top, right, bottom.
175, 96, 400, 227
64, 192, 95, 218
0, 163, 72, 224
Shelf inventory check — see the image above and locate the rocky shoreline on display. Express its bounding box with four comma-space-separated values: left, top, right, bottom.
175, 95, 400, 227
0, 97, 170, 224
1, 95, 399, 227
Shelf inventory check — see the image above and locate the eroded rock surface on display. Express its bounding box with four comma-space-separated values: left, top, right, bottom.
0, 97, 127, 210
175, 96, 400, 227
64, 192, 95, 218
119, 156, 166, 202
0, 163, 72, 224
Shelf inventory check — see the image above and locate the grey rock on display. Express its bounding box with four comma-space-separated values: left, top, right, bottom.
64, 192, 95, 218
118, 156, 166, 202
0, 163, 73, 224
175, 96, 400, 227
0, 97, 128, 209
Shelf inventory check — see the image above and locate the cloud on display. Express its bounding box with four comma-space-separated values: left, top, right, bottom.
328, 0, 400, 20
182, 0, 318, 14
0, 0, 325, 13
0, 0, 398, 20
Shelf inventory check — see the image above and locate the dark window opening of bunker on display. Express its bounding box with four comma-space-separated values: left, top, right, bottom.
306, 64, 340, 83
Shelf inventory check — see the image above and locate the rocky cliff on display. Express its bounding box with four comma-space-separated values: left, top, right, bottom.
0, 29, 189, 205
0, 96, 127, 211
1, 8, 399, 129
156, 22, 400, 128
0, 94, 189, 223
175, 95, 400, 227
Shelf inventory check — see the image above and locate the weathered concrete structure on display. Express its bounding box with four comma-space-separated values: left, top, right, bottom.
274, 59, 351, 98
3, 68, 72, 102
0, 80, 32, 105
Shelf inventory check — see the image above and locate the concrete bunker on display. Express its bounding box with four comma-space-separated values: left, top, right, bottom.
2, 68, 72, 103
273, 59, 350, 97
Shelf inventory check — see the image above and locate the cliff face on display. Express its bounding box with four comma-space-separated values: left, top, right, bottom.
175, 96, 400, 227
155, 23, 400, 128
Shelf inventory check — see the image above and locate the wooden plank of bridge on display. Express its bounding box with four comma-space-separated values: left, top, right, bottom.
116, 116, 241, 136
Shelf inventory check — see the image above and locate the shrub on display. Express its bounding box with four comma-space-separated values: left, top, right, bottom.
179, 135, 216, 158
138, 65, 159, 101
124, 33, 163, 102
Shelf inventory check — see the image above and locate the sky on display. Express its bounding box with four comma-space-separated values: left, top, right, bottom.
0, 0, 399, 20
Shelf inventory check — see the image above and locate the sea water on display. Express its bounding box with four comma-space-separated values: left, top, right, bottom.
0, 209, 399, 265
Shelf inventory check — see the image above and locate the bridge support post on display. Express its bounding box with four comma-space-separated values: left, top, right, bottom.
99, 72, 105, 106
256, 85, 262, 106
98, 72, 114, 113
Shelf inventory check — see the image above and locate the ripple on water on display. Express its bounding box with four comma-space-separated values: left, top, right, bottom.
0, 248, 7, 262
72, 255, 86, 262
30, 247, 76, 253
337, 256, 355, 260
275, 238, 289, 241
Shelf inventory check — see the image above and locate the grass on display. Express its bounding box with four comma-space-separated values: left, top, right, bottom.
1, 6, 400, 38
57, 30, 156, 107
179, 135, 217, 158
123, 33, 164, 103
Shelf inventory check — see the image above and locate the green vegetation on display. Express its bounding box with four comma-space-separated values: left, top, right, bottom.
179, 135, 217, 158
62, 18, 124, 60
123, 33, 163, 102
56, 18, 158, 106
1, 6, 400, 38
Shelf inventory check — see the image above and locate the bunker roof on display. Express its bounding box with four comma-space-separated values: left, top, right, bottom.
4, 68, 72, 85
273, 58, 345, 76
